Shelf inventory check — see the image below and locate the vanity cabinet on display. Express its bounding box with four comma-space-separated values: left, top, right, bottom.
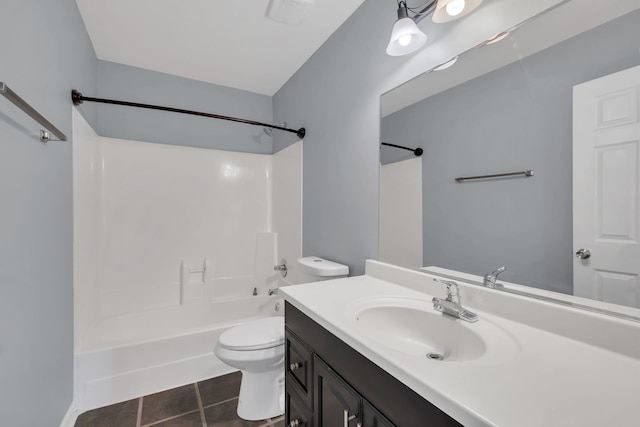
314, 356, 361, 426
362, 402, 395, 427
285, 384, 313, 427
285, 302, 462, 427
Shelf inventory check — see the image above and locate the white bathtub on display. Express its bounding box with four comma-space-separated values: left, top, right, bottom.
74, 295, 283, 412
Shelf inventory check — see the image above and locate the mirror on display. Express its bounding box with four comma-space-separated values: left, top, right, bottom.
379, 0, 640, 314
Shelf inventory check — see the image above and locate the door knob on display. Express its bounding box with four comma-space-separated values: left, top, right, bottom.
575, 249, 591, 259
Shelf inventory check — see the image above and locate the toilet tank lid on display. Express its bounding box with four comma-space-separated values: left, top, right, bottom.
297, 257, 349, 277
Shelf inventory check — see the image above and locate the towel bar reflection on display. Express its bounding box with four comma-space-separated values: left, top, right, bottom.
455, 170, 534, 183
0, 82, 67, 142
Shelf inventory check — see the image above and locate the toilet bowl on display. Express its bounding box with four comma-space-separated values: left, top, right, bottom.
214, 257, 348, 421
214, 316, 285, 420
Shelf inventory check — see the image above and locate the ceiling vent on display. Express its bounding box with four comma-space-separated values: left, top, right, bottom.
266, 0, 315, 25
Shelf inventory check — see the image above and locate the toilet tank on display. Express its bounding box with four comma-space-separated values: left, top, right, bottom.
297, 256, 349, 282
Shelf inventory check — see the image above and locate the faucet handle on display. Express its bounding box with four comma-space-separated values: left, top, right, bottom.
435, 279, 459, 296
491, 266, 507, 277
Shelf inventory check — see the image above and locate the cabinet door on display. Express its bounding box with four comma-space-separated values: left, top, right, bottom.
286, 329, 313, 407
286, 384, 313, 427
314, 356, 361, 427
362, 401, 395, 427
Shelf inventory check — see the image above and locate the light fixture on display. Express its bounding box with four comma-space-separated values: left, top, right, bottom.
474, 30, 511, 49
386, 0, 484, 57
432, 56, 458, 71
432, 0, 483, 23
485, 31, 510, 45
386, 1, 428, 57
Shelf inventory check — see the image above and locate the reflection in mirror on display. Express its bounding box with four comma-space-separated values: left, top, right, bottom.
379, 0, 640, 314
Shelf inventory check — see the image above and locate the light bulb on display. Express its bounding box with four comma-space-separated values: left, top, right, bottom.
446, 0, 466, 16
398, 34, 412, 47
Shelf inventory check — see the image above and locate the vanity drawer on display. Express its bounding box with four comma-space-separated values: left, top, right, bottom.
286, 329, 313, 403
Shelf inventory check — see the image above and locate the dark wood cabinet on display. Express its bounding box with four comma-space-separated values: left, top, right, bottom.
362, 401, 395, 427
285, 302, 462, 427
286, 382, 313, 427
286, 331, 313, 408
314, 356, 362, 427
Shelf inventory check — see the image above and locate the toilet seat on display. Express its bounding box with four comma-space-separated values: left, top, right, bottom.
218, 316, 284, 351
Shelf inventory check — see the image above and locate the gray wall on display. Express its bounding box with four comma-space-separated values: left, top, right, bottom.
0, 0, 97, 426
272, 1, 411, 275
381, 11, 640, 293
272, 0, 555, 276
95, 60, 274, 153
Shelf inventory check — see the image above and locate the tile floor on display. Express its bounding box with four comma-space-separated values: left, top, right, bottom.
74, 372, 284, 427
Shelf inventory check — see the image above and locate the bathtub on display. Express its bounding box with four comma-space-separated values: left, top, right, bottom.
74, 294, 283, 412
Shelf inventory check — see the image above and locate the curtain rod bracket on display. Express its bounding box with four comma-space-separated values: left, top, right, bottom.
71, 89, 84, 106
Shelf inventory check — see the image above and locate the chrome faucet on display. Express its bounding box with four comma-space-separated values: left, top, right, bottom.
268, 288, 279, 296
432, 279, 478, 323
483, 266, 507, 288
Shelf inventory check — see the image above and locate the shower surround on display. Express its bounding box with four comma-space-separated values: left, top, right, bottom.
71, 109, 302, 412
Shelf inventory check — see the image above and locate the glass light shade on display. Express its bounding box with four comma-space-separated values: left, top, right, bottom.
386, 17, 428, 57
432, 56, 458, 71
486, 31, 510, 45
432, 0, 483, 23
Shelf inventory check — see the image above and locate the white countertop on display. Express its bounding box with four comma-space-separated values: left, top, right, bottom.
280, 261, 640, 427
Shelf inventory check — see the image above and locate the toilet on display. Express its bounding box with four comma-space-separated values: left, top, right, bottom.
214, 316, 285, 420
296, 256, 350, 283
213, 256, 348, 421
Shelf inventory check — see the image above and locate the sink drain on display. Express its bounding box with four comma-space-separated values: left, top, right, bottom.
426, 352, 444, 361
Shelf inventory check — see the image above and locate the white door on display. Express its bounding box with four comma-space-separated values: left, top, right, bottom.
573, 65, 640, 308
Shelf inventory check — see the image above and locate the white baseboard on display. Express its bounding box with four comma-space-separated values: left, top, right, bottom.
59, 401, 78, 427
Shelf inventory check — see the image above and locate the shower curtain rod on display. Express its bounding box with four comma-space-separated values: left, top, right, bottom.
381, 142, 423, 156
71, 90, 306, 139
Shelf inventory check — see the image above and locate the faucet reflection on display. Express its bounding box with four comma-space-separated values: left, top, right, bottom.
483, 266, 507, 288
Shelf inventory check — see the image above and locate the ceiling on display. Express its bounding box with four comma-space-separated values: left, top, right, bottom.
75, 0, 366, 96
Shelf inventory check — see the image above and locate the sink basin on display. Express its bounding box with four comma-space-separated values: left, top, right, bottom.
347, 297, 519, 364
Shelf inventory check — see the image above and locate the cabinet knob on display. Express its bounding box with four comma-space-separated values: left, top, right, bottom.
289, 419, 300, 427
290, 362, 302, 371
